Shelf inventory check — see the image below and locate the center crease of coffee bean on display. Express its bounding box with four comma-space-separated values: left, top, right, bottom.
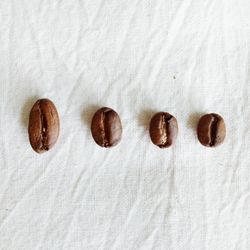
39, 103, 49, 151
160, 115, 167, 146
103, 110, 111, 147
210, 115, 218, 146
159, 115, 173, 148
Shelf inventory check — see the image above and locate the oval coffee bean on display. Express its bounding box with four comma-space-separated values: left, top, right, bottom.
28, 99, 60, 153
91, 107, 122, 148
197, 113, 226, 147
149, 112, 178, 148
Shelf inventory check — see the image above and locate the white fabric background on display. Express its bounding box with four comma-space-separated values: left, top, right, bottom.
0, 0, 250, 249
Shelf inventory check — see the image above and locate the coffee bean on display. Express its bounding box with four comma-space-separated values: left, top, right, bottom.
149, 112, 178, 148
197, 113, 226, 147
28, 99, 60, 153
91, 107, 122, 148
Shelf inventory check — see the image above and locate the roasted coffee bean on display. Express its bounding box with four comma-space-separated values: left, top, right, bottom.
28, 99, 60, 153
91, 107, 122, 148
149, 112, 178, 148
197, 113, 226, 147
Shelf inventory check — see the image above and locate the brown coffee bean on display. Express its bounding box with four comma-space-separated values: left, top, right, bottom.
28, 99, 60, 153
197, 113, 226, 147
149, 112, 178, 148
91, 107, 122, 148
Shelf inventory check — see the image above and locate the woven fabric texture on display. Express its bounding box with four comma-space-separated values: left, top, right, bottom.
0, 0, 250, 249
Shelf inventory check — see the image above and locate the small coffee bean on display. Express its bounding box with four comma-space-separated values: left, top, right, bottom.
197, 113, 226, 147
91, 107, 122, 148
28, 99, 60, 153
149, 112, 178, 148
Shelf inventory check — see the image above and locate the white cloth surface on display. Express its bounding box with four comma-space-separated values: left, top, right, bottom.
0, 0, 250, 249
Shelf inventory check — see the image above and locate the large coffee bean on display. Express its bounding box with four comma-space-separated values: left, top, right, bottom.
91, 107, 122, 148
197, 113, 226, 147
149, 112, 178, 148
28, 99, 60, 153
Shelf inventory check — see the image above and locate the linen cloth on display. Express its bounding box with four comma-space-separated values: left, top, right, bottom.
0, 0, 250, 249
